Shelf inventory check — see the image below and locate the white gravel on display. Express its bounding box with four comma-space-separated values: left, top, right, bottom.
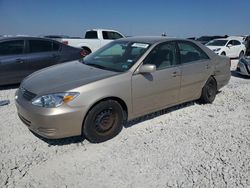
0, 60, 249, 188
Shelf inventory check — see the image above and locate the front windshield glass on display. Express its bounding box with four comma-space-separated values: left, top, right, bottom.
206, 40, 228, 46
83, 41, 151, 72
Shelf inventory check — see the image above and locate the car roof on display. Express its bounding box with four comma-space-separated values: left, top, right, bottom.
211, 38, 228, 41
0, 36, 59, 42
117, 36, 185, 44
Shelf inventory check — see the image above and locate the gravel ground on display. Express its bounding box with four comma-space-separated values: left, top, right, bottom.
0, 60, 249, 188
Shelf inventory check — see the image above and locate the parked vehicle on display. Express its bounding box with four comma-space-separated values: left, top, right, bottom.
196, 35, 228, 45
244, 35, 250, 56
206, 37, 246, 58
236, 57, 250, 76
42, 35, 71, 42
15, 37, 231, 143
0, 37, 85, 86
60, 29, 124, 54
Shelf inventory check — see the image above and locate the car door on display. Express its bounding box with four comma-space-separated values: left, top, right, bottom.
25, 39, 61, 75
226, 40, 236, 57
0, 39, 28, 85
232, 40, 242, 57
84, 31, 101, 52
177, 41, 212, 102
132, 42, 181, 116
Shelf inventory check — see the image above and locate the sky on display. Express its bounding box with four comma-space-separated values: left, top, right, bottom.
0, 0, 249, 38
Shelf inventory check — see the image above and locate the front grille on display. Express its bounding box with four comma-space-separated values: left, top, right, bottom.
20, 87, 36, 101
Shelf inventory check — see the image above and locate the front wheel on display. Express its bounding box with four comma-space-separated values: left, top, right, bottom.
239, 51, 244, 59
199, 77, 217, 104
83, 100, 124, 143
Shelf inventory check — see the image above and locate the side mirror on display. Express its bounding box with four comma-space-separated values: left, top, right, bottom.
227, 44, 233, 48
138, 64, 156, 74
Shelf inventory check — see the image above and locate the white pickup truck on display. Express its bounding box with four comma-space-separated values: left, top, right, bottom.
60, 29, 124, 54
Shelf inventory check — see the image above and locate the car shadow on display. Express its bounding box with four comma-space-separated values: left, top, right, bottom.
231, 70, 250, 79
0, 84, 19, 91
30, 96, 223, 145
125, 100, 197, 128
31, 131, 86, 146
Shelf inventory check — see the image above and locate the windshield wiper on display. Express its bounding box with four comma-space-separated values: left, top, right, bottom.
86, 63, 122, 72
87, 63, 107, 70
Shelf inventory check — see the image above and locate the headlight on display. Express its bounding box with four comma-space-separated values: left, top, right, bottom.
32, 92, 79, 108
213, 48, 221, 52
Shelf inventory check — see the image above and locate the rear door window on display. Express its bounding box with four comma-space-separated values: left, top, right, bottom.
232, 40, 241, 46
178, 41, 209, 64
102, 31, 123, 40
29, 40, 53, 53
0, 40, 25, 55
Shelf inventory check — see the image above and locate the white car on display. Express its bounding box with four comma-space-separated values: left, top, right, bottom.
206, 37, 246, 58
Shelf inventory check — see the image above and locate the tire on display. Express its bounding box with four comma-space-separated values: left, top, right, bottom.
199, 77, 217, 104
83, 100, 124, 143
221, 52, 226, 56
82, 47, 91, 56
239, 51, 244, 59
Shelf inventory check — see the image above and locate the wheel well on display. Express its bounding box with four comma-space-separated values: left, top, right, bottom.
221, 51, 226, 55
210, 75, 218, 90
82, 97, 128, 132
81, 46, 91, 53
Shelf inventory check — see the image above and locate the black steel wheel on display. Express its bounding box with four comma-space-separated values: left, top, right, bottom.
199, 77, 217, 104
83, 100, 124, 143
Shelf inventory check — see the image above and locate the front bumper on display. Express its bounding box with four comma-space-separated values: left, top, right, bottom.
15, 89, 86, 139
236, 61, 250, 76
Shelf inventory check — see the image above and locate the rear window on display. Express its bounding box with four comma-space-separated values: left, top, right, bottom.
85, 31, 98, 39
29, 40, 53, 53
0, 40, 24, 55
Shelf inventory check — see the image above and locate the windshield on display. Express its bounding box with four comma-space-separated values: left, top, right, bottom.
83, 41, 151, 72
206, 40, 228, 46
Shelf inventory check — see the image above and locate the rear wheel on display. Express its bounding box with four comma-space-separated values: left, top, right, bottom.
199, 77, 217, 104
82, 47, 91, 56
83, 100, 124, 143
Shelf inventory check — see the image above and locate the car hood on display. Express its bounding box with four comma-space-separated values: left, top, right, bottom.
21, 61, 119, 95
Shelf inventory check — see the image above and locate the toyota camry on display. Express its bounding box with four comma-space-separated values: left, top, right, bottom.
15, 37, 231, 143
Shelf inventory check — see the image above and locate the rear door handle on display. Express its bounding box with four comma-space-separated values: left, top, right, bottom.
16, 58, 24, 63
172, 71, 179, 77
206, 64, 211, 69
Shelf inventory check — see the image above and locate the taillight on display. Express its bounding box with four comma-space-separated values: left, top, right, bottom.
63, 41, 68, 45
